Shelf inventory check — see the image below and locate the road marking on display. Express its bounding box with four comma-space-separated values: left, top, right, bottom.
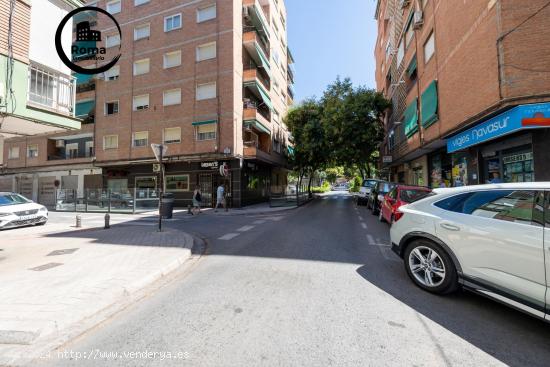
253, 220, 266, 225
237, 225, 255, 232
218, 233, 239, 240
366, 234, 375, 244
358, 216, 363, 220
268, 216, 283, 221
361, 223, 367, 229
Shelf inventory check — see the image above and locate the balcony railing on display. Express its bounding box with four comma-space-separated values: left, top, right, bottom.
27, 63, 76, 117
48, 153, 93, 161
243, 67, 270, 91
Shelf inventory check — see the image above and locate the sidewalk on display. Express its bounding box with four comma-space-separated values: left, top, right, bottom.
187, 201, 299, 217
0, 222, 196, 366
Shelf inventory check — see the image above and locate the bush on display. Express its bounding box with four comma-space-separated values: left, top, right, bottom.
311, 181, 331, 193
349, 176, 362, 192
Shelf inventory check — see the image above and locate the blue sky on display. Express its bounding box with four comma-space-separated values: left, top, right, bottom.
286, 0, 378, 102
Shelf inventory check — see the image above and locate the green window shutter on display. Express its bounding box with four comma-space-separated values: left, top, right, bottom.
406, 55, 417, 77
421, 80, 439, 127
75, 73, 93, 85
75, 101, 95, 117
404, 98, 419, 138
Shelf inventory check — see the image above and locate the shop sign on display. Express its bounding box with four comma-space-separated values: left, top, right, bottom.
382, 156, 393, 163
201, 161, 219, 169
503, 152, 533, 164
447, 102, 550, 153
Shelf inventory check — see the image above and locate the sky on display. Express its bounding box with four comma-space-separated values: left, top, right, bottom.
285, 0, 379, 103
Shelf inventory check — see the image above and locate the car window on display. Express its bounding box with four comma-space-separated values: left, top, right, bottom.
400, 189, 431, 203
434, 190, 539, 225
380, 183, 393, 193
362, 180, 377, 188
0, 194, 31, 206
388, 188, 397, 200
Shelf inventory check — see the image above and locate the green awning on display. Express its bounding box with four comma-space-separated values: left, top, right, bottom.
404, 98, 418, 138
192, 119, 217, 126
75, 73, 93, 85
406, 55, 417, 77
75, 101, 95, 118
287, 145, 295, 155
244, 119, 270, 135
255, 43, 271, 73
254, 82, 273, 110
421, 80, 439, 127
248, 3, 270, 38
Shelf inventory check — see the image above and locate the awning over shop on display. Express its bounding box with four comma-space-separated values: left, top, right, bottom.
192, 119, 217, 126
404, 98, 418, 138
244, 119, 271, 134
406, 55, 417, 77
421, 80, 439, 127
75, 100, 95, 118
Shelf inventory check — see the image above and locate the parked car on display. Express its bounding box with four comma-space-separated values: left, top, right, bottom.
357, 179, 384, 205
390, 183, 550, 321
332, 183, 349, 191
0, 192, 48, 229
367, 181, 395, 215
379, 185, 433, 223
98, 193, 134, 209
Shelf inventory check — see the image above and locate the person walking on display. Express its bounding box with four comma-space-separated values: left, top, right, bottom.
215, 183, 227, 212
192, 185, 202, 215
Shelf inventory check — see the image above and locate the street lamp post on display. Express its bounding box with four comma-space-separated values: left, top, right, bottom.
151, 143, 168, 232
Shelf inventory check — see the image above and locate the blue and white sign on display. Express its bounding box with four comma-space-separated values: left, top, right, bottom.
447, 102, 550, 153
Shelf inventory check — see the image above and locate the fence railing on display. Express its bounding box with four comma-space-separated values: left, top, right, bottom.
27, 63, 75, 116
270, 184, 310, 207
55, 189, 160, 213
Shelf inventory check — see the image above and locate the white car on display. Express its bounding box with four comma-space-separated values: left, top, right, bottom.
390, 183, 550, 321
357, 179, 384, 205
0, 192, 48, 229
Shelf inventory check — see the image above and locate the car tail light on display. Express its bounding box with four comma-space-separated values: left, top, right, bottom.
394, 209, 404, 222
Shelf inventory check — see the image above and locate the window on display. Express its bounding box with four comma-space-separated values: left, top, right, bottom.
134, 24, 150, 40
133, 94, 150, 110
163, 89, 181, 106
273, 50, 280, 66
397, 39, 405, 65
196, 123, 216, 141
105, 65, 120, 80
273, 109, 280, 124
196, 82, 216, 100
163, 50, 181, 68
164, 14, 182, 32
105, 101, 119, 115
133, 58, 150, 75
133, 131, 149, 147
106, 0, 121, 14
163, 127, 181, 144
103, 135, 118, 149
197, 4, 216, 22
134, 0, 149, 6
165, 175, 190, 192
424, 31, 435, 63
434, 190, 540, 225
196, 42, 216, 61
85, 141, 94, 157
8, 146, 19, 159
405, 17, 414, 48
65, 143, 78, 158
106, 34, 120, 48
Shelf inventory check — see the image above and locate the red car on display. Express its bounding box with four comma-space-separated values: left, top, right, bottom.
379, 185, 432, 224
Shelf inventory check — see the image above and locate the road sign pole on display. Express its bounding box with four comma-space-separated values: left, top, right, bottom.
158, 145, 163, 232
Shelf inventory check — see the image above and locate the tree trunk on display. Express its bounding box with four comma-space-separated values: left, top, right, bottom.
307, 167, 316, 198
366, 163, 371, 179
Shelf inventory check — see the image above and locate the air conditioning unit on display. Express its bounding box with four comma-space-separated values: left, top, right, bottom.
55, 140, 65, 148
400, 0, 410, 8
243, 6, 250, 18
413, 11, 424, 29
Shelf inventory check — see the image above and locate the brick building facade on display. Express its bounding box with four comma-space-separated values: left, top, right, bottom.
374, 0, 550, 188
2, 0, 295, 208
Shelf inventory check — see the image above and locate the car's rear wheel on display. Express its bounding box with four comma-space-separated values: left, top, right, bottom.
404, 239, 458, 294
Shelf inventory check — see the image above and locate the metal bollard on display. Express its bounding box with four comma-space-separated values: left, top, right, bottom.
188, 204, 192, 215
104, 213, 110, 229
75, 215, 82, 228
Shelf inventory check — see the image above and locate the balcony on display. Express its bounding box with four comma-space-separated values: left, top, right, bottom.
244, 103, 271, 130
287, 66, 295, 85
243, 68, 270, 93
243, 0, 270, 39
243, 29, 271, 74
47, 133, 94, 161
27, 63, 76, 117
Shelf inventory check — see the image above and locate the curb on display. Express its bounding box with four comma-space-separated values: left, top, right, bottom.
0, 230, 198, 367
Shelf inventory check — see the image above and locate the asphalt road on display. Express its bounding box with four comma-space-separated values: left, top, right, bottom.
37, 192, 550, 367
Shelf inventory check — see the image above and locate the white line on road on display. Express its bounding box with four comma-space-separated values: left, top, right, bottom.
268, 216, 283, 222
218, 233, 240, 240
361, 223, 367, 229
358, 216, 363, 220
366, 234, 375, 244
253, 220, 266, 225
237, 225, 255, 232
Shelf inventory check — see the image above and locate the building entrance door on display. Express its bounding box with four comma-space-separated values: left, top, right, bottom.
199, 174, 213, 207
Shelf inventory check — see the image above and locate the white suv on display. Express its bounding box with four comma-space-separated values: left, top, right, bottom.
390, 183, 550, 321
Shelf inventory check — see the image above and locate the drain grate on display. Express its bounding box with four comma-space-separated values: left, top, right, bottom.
47, 248, 79, 256
29, 263, 63, 271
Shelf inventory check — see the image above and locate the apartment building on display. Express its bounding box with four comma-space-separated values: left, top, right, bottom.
0, 0, 83, 200
375, 0, 550, 188
2, 0, 295, 208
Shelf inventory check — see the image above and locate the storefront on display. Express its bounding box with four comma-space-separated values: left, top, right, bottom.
447, 102, 550, 184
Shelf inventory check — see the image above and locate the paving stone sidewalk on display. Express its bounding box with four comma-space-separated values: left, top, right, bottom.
0, 223, 195, 366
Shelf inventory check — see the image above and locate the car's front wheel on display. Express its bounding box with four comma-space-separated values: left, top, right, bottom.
404, 239, 458, 294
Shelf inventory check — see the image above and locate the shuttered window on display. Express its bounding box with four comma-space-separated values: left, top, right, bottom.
103, 135, 118, 149
424, 31, 435, 63
133, 59, 150, 75
133, 131, 149, 147
163, 89, 181, 106
134, 24, 150, 40
196, 82, 216, 100
163, 127, 181, 144
133, 94, 149, 111
197, 5, 216, 22
106, 34, 120, 48
196, 42, 216, 61
196, 123, 216, 141
163, 50, 181, 68
105, 65, 119, 80
404, 98, 419, 138
421, 80, 439, 127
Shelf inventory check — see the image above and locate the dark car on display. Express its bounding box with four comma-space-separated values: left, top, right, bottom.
368, 181, 395, 215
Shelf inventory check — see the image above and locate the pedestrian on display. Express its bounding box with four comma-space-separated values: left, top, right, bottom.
192, 185, 202, 215
489, 172, 503, 184
215, 183, 226, 212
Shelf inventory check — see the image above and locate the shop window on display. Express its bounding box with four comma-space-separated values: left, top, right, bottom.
503, 151, 534, 183
166, 175, 190, 192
